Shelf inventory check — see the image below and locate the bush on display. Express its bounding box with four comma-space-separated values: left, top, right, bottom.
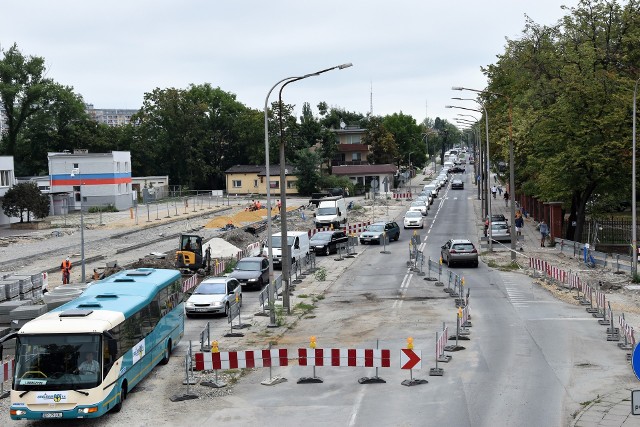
88, 204, 118, 213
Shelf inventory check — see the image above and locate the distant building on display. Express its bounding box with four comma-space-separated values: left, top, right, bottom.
131, 176, 169, 203
48, 150, 133, 214
224, 165, 299, 196
85, 104, 137, 127
331, 124, 370, 166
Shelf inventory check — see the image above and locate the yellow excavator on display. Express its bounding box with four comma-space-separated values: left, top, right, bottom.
175, 234, 211, 274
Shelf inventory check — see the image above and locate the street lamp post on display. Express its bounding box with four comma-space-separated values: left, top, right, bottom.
447, 103, 492, 251
276, 63, 352, 314
70, 168, 86, 283
632, 77, 640, 277
408, 152, 413, 189
453, 86, 515, 260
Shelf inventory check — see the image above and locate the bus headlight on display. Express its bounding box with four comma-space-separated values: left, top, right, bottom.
79, 407, 98, 414
11, 409, 26, 416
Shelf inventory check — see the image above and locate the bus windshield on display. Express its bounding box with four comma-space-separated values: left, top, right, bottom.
14, 334, 102, 391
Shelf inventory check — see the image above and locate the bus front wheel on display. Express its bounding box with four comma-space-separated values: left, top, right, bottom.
160, 340, 172, 365
112, 382, 127, 413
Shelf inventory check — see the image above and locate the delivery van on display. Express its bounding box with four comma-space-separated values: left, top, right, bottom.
314, 196, 347, 229
262, 231, 310, 269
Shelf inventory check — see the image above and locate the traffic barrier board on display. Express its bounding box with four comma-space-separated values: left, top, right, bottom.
400, 349, 421, 370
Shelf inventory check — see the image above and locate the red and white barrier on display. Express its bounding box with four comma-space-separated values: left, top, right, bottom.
297, 348, 391, 368
181, 274, 199, 292
595, 289, 606, 311
1, 358, 14, 383
195, 349, 289, 371
619, 316, 636, 347
393, 193, 412, 199
346, 221, 371, 234
212, 259, 226, 275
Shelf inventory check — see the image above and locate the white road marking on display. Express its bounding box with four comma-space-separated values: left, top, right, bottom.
348, 387, 366, 427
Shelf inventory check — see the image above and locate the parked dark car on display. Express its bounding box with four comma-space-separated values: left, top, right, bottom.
228, 256, 270, 290
310, 230, 348, 256
359, 221, 400, 245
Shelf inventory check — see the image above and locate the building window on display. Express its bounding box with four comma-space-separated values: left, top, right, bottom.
347, 135, 361, 144
0, 170, 10, 187
125, 161, 129, 172
232, 180, 242, 188
254, 179, 258, 188
269, 181, 279, 189
73, 163, 79, 169
286, 181, 296, 189
352, 153, 361, 161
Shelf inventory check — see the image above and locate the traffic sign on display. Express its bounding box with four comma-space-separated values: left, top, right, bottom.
633, 390, 640, 415
632, 344, 640, 381
400, 349, 421, 370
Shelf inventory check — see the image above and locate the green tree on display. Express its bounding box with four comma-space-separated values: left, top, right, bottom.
362, 116, 398, 164
0, 44, 57, 157
293, 149, 321, 195
383, 112, 425, 168
2, 182, 49, 222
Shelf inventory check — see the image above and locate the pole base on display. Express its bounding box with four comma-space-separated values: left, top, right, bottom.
182, 378, 198, 385
592, 312, 604, 319
232, 324, 250, 330
358, 376, 386, 384
443, 344, 465, 352
607, 333, 620, 341
429, 368, 444, 376
200, 345, 211, 352
297, 376, 323, 384
424, 277, 437, 281
618, 343, 633, 350
434, 281, 444, 287
225, 332, 244, 337
170, 393, 199, 402
438, 355, 452, 363
0, 390, 9, 399
201, 380, 226, 388
586, 308, 598, 313
401, 378, 428, 386
254, 312, 269, 317
598, 319, 611, 326
261, 376, 287, 386
607, 327, 620, 334
380, 251, 391, 254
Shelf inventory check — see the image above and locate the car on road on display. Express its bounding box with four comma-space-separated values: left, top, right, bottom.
409, 200, 428, 216
487, 213, 507, 223
228, 256, 270, 290
490, 221, 511, 242
360, 221, 400, 245
449, 165, 465, 173
403, 210, 425, 229
451, 179, 464, 189
440, 239, 479, 267
310, 230, 348, 256
185, 276, 242, 317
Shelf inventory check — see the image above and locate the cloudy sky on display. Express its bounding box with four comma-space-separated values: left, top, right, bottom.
2, 0, 578, 126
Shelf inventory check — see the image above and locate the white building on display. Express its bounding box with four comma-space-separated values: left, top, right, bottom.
0, 156, 17, 225
48, 150, 133, 214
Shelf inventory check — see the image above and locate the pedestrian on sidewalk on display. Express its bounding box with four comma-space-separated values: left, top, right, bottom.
539, 220, 549, 247
504, 191, 510, 207
515, 212, 524, 237
497, 186, 503, 196
491, 185, 497, 199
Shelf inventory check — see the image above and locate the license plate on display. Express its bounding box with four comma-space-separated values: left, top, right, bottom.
195, 308, 208, 312
43, 413, 63, 419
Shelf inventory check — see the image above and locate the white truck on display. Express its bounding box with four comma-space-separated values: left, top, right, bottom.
262, 231, 310, 270
314, 196, 347, 229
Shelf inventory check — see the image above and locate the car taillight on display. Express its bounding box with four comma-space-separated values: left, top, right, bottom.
471, 248, 478, 253
449, 250, 457, 253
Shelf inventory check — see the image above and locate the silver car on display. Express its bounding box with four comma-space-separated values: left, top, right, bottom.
490, 221, 511, 242
409, 200, 428, 216
441, 239, 479, 267
185, 277, 242, 317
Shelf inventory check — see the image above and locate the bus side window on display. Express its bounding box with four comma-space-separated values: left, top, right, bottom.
139, 306, 154, 338
103, 337, 118, 379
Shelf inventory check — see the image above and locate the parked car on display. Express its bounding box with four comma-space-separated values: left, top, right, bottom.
440, 239, 479, 267
487, 213, 507, 223
310, 230, 348, 256
403, 211, 425, 229
490, 221, 511, 242
415, 195, 432, 207
449, 165, 465, 173
185, 277, 242, 317
409, 200, 428, 216
360, 221, 400, 245
228, 256, 270, 290
451, 179, 464, 189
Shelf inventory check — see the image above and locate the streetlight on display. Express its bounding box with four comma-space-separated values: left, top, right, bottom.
446, 103, 493, 251
70, 168, 85, 283
453, 86, 515, 260
276, 63, 353, 314
408, 151, 413, 189
632, 77, 640, 277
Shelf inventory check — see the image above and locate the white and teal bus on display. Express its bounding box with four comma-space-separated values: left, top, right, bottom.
0, 268, 184, 420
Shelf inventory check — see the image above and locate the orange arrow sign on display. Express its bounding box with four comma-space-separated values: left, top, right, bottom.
400, 349, 421, 370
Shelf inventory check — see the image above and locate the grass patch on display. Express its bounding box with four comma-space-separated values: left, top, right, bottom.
487, 260, 520, 271
314, 267, 327, 281
295, 302, 315, 313
297, 294, 309, 298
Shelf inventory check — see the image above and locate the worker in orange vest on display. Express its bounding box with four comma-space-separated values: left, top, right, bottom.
61, 257, 72, 284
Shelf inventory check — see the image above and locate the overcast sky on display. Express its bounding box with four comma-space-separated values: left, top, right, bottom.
1, 1, 578, 127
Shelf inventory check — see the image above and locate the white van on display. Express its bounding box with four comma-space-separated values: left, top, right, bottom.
315, 196, 347, 229
444, 161, 454, 172
263, 231, 310, 270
